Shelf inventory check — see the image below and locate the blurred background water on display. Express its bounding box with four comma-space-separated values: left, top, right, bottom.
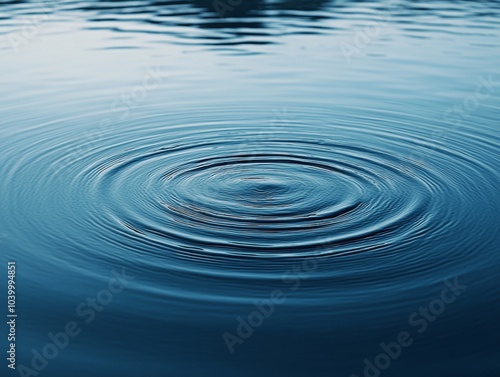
0, 1, 499, 376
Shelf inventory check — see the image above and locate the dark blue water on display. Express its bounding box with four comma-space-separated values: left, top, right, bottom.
1, 1, 499, 376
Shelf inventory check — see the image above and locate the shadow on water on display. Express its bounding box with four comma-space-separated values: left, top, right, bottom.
2, 0, 500, 46
0, 0, 337, 37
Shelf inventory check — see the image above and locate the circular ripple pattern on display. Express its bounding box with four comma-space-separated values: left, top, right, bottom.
2, 106, 498, 293
2, 3, 500, 375
89, 136, 435, 261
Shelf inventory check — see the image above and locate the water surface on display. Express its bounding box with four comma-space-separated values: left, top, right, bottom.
0, 1, 499, 376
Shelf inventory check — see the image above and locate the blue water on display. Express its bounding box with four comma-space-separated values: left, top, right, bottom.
1, 1, 499, 376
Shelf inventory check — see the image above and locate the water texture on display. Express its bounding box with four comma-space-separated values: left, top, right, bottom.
0, 1, 499, 376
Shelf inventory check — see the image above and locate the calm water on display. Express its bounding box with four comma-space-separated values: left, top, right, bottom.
1, 1, 499, 376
